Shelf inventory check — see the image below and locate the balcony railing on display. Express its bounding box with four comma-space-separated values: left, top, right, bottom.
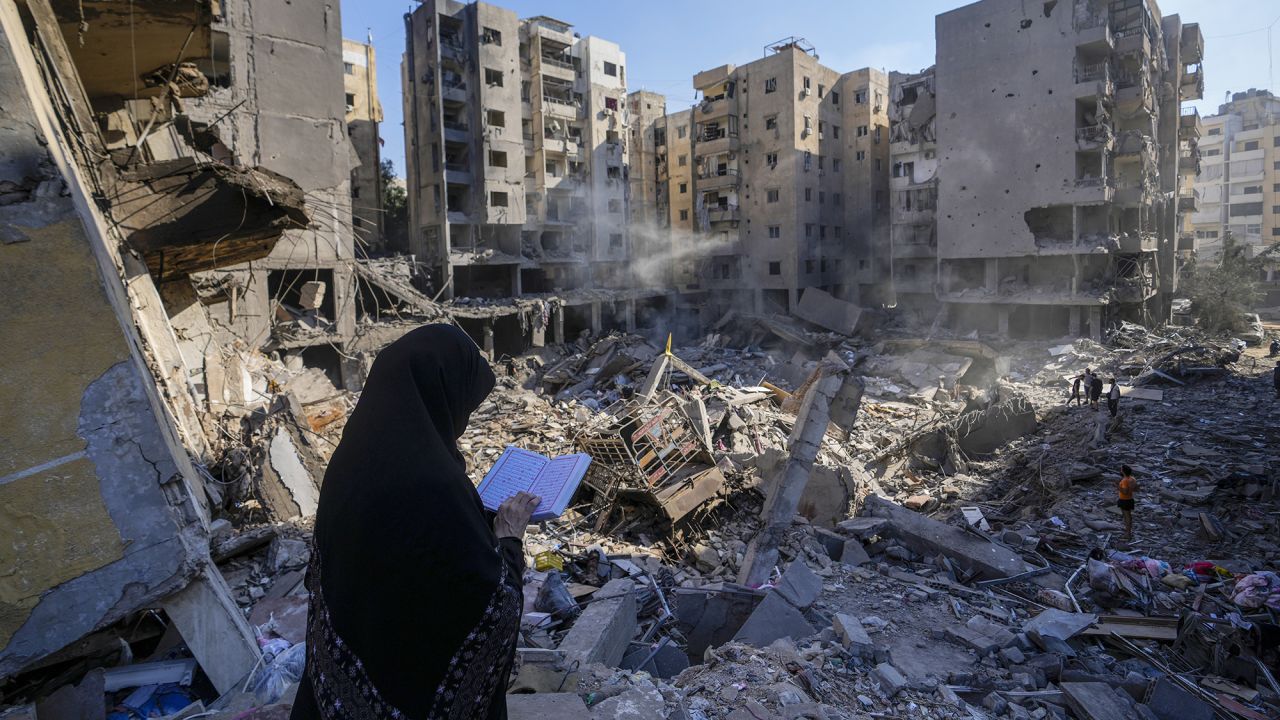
542, 95, 579, 109
1074, 61, 1110, 84
539, 54, 574, 71
443, 120, 469, 133
1076, 124, 1113, 146
697, 167, 739, 181
706, 206, 740, 223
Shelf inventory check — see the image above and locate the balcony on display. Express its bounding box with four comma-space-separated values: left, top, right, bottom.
441, 80, 467, 103
696, 130, 739, 156
696, 167, 739, 190
1114, 29, 1151, 58
439, 37, 468, 65
536, 54, 576, 81
1112, 275, 1156, 303
1117, 233, 1158, 253
1073, 175, 1115, 203
1075, 124, 1114, 150
1073, 61, 1113, 98
1181, 23, 1204, 64
1114, 183, 1153, 206
541, 134, 581, 157
1179, 108, 1203, 139
1075, 22, 1113, 53
1181, 66, 1204, 101
694, 95, 735, 122
1178, 191, 1200, 214
444, 162, 472, 184
541, 95, 581, 120
705, 206, 740, 225
443, 121, 470, 143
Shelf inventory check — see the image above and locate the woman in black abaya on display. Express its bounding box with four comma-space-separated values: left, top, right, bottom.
291, 324, 539, 720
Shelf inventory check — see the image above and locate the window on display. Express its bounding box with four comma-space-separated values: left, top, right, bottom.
817, 155, 824, 170
833, 159, 842, 172
766, 188, 780, 203
351, 185, 360, 198
609, 233, 623, 249
831, 91, 839, 105
1245, 140, 1260, 151
805, 259, 815, 274
803, 76, 812, 94
768, 225, 781, 238
677, 126, 687, 139
1205, 148, 1221, 156
834, 226, 842, 238
875, 190, 885, 209
819, 191, 825, 204
1244, 123, 1260, 131
1273, 205, 1280, 214
678, 154, 688, 167
832, 125, 840, 139
487, 109, 505, 127
805, 188, 812, 201
484, 68, 503, 86
818, 83, 825, 99
1274, 183, 1280, 192
768, 261, 781, 275
488, 150, 507, 167
819, 225, 826, 239
1230, 202, 1263, 216
679, 182, 688, 194
1274, 137, 1280, 147
1196, 230, 1218, 239
765, 115, 778, 130
345, 93, 355, 110
856, 125, 869, 137
766, 152, 778, 166
805, 223, 814, 237
679, 209, 689, 220
605, 96, 619, 111
765, 77, 777, 93
482, 27, 501, 45
1274, 161, 1280, 170
855, 151, 865, 161
490, 191, 508, 206
1249, 223, 1263, 234
1243, 185, 1263, 194
833, 193, 841, 206
875, 159, 882, 171
608, 199, 622, 213
874, 127, 882, 143
545, 161, 559, 176
343, 62, 354, 75
603, 61, 617, 76
1207, 127, 1221, 136
855, 90, 867, 104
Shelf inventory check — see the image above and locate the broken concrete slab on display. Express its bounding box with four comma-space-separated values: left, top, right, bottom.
836, 517, 890, 539
793, 287, 862, 335
944, 625, 999, 655
772, 560, 822, 610
954, 395, 1037, 455
862, 496, 1033, 581
832, 614, 874, 659
1146, 678, 1213, 720
840, 539, 872, 567
586, 685, 666, 720
1061, 681, 1139, 720
557, 578, 637, 668
1023, 609, 1097, 646
506, 694, 591, 720
732, 592, 817, 648
873, 662, 908, 697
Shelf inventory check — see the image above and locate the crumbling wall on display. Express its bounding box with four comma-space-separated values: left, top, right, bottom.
0, 4, 241, 678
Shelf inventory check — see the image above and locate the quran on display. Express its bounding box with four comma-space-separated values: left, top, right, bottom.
476, 446, 592, 522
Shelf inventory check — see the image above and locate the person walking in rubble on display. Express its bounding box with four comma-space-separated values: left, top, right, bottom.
1117, 465, 1138, 539
1067, 371, 1086, 407
293, 324, 537, 720
1106, 378, 1121, 418
1088, 371, 1104, 409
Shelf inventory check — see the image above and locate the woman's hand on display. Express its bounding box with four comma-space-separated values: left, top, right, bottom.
494, 491, 540, 540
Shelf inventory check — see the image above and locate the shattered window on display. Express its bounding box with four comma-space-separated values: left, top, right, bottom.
765, 77, 777, 93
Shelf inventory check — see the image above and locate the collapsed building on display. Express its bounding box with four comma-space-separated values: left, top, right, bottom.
932, 0, 1204, 339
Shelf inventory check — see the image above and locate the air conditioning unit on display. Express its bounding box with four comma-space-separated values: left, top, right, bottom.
801, 87, 812, 97
801, 128, 812, 138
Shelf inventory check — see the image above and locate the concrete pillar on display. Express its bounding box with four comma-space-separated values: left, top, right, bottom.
984, 259, 999, 292
997, 306, 1010, 337
160, 570, 261, 694
1069, 306, 1082, 337
753, 289, 764, 314
1088, 307, 1102, 341
553, 305, 565, 345
787, 287, 799, 313
482, 320, 495, 361
739, 357, 854, 587
590, 301, 602, 336
511, 265, 522, 296
624, 299, 636, 333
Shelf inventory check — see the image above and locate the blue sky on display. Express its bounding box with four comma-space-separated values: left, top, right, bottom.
342, 0, 1280, 178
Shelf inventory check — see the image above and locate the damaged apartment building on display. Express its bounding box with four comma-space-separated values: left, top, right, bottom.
887, 66, 940, 323
644, 40, 892, 321
402, 1, 674, 355
344, 36, 386, 252
931, 0, 1204, 338
0, 0, 443, 693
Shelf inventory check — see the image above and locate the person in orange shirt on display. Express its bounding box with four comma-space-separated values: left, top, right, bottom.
1117, 464, 1138, 539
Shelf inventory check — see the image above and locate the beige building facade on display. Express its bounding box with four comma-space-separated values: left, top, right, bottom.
887, 67, 939, 322
932, 0, 1203, 338
344, 37, 385, 250
402, 3, 632, 299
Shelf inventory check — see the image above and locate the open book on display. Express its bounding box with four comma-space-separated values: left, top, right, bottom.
476, 446, 592, 523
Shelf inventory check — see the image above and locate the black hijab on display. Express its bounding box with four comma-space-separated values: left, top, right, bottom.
307, 324, 502, 717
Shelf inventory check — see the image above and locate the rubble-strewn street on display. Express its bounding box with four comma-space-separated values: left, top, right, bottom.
3, 0, 1280, 718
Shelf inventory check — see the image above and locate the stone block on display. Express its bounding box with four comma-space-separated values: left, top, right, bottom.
732, 592, 817, 648
773, 560, 822, 610
507, 693, 591, 720
841, 539, 872, 566
557, 579, 636, 667
587, 685, 666, 720
863, 496, 1032, 581
945, 625, 998, 655
832, 613, 874, 659
873, 662, 907, 697
836, 517, 889, 539
999, 646, 1026, 666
